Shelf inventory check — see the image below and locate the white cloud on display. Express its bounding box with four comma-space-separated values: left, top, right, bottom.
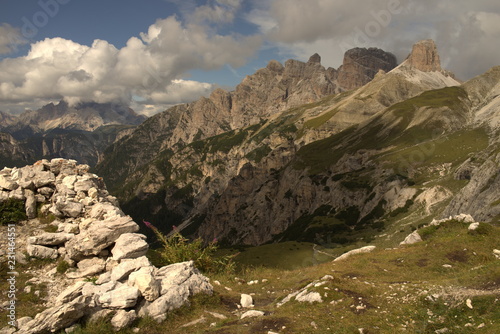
0, 14, 261, 115
0, 23, 28, 55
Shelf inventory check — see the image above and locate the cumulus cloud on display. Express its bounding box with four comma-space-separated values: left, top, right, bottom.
0, 23, 28, 55
0, 13, 261, 115
250, 0, 500, 80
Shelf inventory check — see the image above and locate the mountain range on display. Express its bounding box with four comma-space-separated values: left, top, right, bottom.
0, 101, 145, 166
92, 39, 499, 246
1, 39, 498, 248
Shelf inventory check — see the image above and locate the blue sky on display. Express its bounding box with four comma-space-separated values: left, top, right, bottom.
0, 0, 499, 115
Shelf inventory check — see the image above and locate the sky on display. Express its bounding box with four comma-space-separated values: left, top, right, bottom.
0, 0, 499, 116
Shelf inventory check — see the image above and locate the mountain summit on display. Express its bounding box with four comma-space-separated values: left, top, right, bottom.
403, 39, 442, 72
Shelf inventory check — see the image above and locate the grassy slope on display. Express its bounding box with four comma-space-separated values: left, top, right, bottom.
61, 220, 499, 334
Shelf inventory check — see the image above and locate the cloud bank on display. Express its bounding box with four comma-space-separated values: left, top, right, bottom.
0, 12, 261, 115
0, 0, 498, 115
249, 0, 500, 81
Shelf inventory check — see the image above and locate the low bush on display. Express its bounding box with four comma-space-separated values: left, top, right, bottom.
144, 221, 235, 274
0, 199, 27, 225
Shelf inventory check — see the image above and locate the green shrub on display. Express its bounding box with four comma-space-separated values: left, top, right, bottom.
56, 260, 70, 274
144, 221, 235, 274
0, 199, 27, 225
468, 223, 493, 236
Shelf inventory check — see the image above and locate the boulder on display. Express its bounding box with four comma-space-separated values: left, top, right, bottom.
333, 246, 376, 262
88, 202, 124, 220
65, 216, 139, 260
110, 256, 151, 281
82, 281, 116, 298
74, 176, 97, 193
33, 170, 56, 188
240, 294, 253, 308
28, 233, 74, 246
111, 233, 148, 260
128, 266, 161, 302
157, 261, 213, 296
0, 175, 18, 190
19, 295, 89, 334
296, 291, 323, 303
88, 187, 98, 199
66, 258, 106, 279
138, 285, 190, 322
111, 310, 137, 331
8, 188, 24, 200
56, 200, 83, 218
26, 245, 59, 260
37, 187, 54, 197
468, 222, 480, 231
98, 283, 140, 309
55, 281, 86, 305
400, 231, 423, 245
240, 310, 265, 319
24, 189, 37, 219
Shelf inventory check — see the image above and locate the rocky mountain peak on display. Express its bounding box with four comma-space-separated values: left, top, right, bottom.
266, 59, 284, 72
404, 39, 442, 72
337, 47, 397, 90
308, 53, 322, 64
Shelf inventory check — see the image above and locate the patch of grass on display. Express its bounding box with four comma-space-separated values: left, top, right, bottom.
0, 198, 27, 225
245, 145, 272, 163
303, 108, 339, 129
56, 260, 71, 274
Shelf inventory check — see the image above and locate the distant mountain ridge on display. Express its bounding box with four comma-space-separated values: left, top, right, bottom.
0, 101, 146, 167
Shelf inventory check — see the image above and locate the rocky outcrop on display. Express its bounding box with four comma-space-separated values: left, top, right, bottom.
403, 39, 442, 72
0, 159, 212, 333
337, 47, 397, 90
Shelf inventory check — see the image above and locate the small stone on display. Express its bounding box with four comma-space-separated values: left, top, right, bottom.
468, 222, 480, 231
240, 310, 265, 319
466, 299, 473, 309
240, 294, 253, 308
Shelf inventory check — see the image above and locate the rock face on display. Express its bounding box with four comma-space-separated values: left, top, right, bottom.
0, 159, 213, 334
337, 47, 397, 90
403, 39, 442, 72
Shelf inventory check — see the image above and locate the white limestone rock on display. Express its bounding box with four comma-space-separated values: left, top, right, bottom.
26, 244, 59, 260
28, 232, 74, 246
110, 256, 151, 282
55, 281, 86, 305
65, 215, 139, 260
111, 233, 148, 260
333, 246, 376, 262
98, 283, 140, 309
111, 310, 137, 331
19, 295, 89, 334
400, 231, 423, 245
128, 266, 161, 302
240, 310, 265, 319
240, 294, 253, 308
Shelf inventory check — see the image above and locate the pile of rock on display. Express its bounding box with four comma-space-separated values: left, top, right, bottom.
0, 159, 212, 333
